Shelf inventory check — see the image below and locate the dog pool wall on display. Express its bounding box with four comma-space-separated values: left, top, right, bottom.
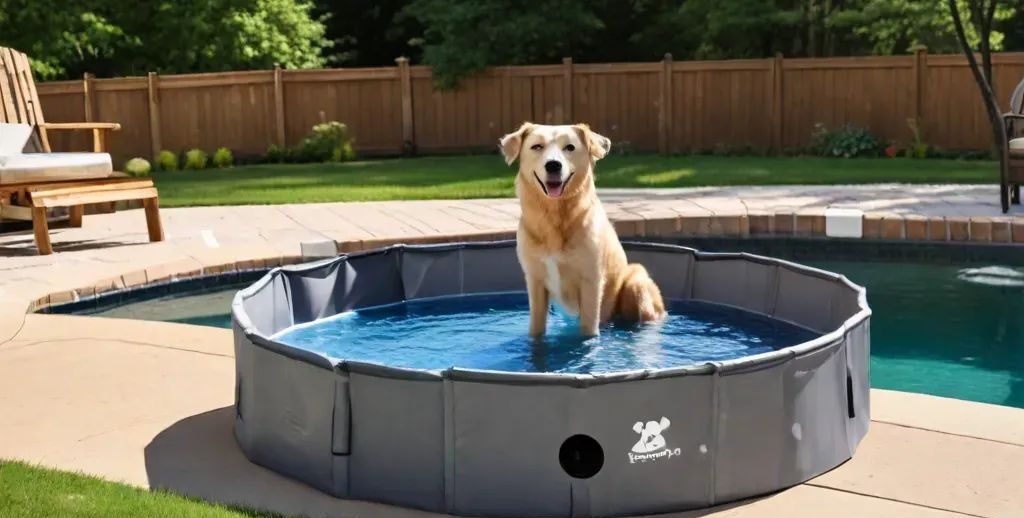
231, 241, 871, 518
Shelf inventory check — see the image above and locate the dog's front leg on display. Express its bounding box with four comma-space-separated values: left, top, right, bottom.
527, 276, 549, 337
579, 280, 602, 337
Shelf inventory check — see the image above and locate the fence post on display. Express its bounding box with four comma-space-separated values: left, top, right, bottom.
147, 72, 161, 159
396, 57, 415, 153
82, 73, 95, 122
771, 53, 785, 154
562, 57, 574, 122
913, 47, 927, 124
273, 65, 286, 148
659, 53, 673, 154
502, 66, 513, 130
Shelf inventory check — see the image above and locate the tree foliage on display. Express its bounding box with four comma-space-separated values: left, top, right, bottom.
403, 0, 1021, 86
0, 0, 329, 79
315, 0, 420, 66
403, 0, 603, 88
3, 0, 1024, 85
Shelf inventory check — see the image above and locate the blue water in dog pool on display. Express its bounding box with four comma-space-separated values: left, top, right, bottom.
276, 293, 818, 374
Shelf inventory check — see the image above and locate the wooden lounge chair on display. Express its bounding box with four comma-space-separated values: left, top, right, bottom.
0, 46, 162, 254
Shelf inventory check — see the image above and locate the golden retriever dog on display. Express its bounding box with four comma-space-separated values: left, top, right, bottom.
499, 122, 666, 337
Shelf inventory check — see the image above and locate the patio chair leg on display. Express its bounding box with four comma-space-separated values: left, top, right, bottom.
32, 207, 53, 255
68, 205, 84, 227
1013, 185, 1021, 205
143, 197, 164, 242
1001, 182, 1010, 213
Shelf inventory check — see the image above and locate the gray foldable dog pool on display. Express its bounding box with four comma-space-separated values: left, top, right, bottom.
230, 241, 871, 517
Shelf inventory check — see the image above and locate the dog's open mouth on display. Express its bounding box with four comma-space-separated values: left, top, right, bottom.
535, 172, 574, 198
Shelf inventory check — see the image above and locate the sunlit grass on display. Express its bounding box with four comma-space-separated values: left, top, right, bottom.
150, 154, 997, 207
635, 169, 696, 185
0, 460, 287, 517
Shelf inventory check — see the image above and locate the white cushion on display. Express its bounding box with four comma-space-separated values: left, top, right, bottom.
0, 123, 33, 155
1010, 138, 1024, 151
0, 152, 113, 185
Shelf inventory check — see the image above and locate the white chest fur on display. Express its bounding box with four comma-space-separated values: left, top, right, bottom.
542, 255, 577, 315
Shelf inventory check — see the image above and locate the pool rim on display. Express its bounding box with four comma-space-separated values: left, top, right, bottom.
231, 240, 871, 384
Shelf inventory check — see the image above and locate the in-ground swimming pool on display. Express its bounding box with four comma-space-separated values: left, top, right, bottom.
59, 238, 1024, 409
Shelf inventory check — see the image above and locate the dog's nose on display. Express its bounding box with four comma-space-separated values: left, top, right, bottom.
544, 160, 562, 174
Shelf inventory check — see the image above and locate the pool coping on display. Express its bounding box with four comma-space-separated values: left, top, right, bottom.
27, 210, 1024, 314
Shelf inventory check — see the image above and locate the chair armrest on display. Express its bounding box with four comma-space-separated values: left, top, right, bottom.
39, 122, 121, 131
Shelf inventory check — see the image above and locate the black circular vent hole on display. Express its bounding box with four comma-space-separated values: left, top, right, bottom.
559, 434, 604, 479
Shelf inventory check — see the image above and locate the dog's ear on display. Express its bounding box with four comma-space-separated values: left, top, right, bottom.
574, 123, 612, 161
659, 416, 671, 431
498, 122, 534, 165
633, 421, 644, 434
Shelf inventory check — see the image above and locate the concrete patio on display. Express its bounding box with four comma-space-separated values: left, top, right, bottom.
1, 184, 1023, 518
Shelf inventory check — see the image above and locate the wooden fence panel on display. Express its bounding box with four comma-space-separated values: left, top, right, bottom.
411, 69, 504, 152
505, 75, 536, 131
285, 68, 402, 154
671, 62, 773, 152
35, 81, 90, 152
94, 78, 150, 166
574, 68, 661, 152
157, 71, 275, 158
783, 57, 915, 150
30, 52, 1024, 167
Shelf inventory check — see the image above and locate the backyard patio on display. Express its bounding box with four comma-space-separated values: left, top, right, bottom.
4, 4, 1024, 513
1, 184, 1023, 517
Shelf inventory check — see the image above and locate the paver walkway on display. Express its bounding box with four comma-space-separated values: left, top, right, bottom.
1, 185, 1023, 518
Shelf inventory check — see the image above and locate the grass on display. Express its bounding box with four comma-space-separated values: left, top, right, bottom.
0, 460, 286, 518
151, 154, 999, 207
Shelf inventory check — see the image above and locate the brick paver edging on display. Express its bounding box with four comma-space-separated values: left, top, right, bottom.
30, 211, 1024, 313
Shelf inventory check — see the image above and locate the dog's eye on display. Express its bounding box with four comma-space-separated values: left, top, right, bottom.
530, 144, 543, 151
564, 144, 575, 152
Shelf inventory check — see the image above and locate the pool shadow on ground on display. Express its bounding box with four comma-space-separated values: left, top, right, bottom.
144, 406, 763, 518
144, 406, 442, 518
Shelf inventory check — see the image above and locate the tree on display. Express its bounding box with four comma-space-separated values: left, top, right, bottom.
0, 0, 329, 79
947, 0, 1010, 211
403, 0, 603, 87
315, 0, 421, 66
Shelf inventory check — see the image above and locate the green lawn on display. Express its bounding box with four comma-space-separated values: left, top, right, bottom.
152, 154, 998, 207
0, 461, 286, 518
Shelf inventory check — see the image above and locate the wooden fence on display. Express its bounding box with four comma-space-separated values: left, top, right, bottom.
35, 51, 1024, 166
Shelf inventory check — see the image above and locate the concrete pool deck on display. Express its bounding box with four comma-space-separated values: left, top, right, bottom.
1, 184, 1024, 517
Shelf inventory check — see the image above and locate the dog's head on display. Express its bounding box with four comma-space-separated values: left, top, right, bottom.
499, 122, 611, 199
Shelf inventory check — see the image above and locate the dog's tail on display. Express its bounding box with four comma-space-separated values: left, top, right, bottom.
616, 263, 667, 323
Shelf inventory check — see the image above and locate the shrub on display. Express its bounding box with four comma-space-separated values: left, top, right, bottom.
265, 144, 287, 163
184, 148, 208, 170
905, 118, 929, 159
297, 121, 356, 162
124, 157, 151, 176
155, 150, 179, 171
212, 147, 234, 168
810, 123, 881, 158
261, 122, 357, 163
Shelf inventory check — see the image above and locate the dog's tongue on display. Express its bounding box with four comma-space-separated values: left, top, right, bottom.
546, 181, 564, 197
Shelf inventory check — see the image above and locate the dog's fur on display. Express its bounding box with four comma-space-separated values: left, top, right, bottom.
500, 122, 666, 337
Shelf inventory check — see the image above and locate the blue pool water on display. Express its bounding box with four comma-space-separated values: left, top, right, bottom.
275, 295, 819, 374
73, 241, 1024, 408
